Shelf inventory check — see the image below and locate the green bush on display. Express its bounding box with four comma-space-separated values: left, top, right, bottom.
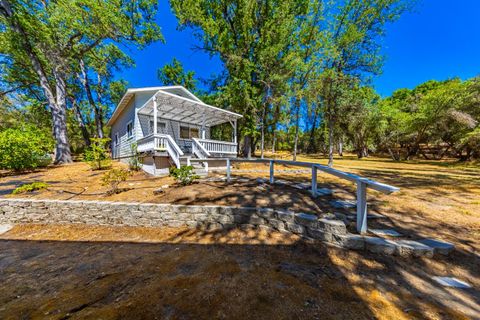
169, 165, 200, 186
12, 182, 49, 194
83, 138, 111, 170
101, 168, 131, 195
0, 127, 53, 171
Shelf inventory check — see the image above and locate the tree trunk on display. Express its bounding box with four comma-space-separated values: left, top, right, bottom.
243, 135, 252, 158
328, 116, 334, 167
307, 102, 319, 154
260, 104, 266, 159
52, 69, 72, 164
272, 129, 276, 154
293, 99, 300, 161
79, 59, 103, 138
71, 98, 91, 147
338, 138, 343, 157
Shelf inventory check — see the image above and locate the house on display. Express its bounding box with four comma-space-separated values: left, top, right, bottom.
107, 86, 243, 175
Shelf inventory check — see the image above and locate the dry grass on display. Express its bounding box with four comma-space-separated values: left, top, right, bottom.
0, 154, 479, 318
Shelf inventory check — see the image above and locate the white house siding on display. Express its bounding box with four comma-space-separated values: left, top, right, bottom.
111, 97, 136, 160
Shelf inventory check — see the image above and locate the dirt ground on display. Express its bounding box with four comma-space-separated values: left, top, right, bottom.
0, 154, 479, 318
0, 223, 478, 319
1, 154, 479, 253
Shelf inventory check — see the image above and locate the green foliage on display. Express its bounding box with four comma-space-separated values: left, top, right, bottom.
101, 168, 131, 195
0, 127, 53, 171
169, 165, 200, 186
158, 58, 197, 92
12, 182, 48, 194
128, 143, 142, 171
83, 138, 111, 170
0, 0, 163, 160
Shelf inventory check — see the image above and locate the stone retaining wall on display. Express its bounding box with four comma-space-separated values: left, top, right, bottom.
0, 199, 360, 247
0, 199, 447, 257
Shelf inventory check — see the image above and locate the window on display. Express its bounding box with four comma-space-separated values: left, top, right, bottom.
149, 120, 166, 134
126, 121, 133, 138
180, 126, 200, 139
180, 126, 190, 139
190, 128, 199, 139
114, 133, 119, 146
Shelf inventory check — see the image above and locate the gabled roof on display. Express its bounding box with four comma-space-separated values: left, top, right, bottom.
106, 85, 208, 126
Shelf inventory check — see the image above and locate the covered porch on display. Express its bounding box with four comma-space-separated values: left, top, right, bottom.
136, 89, 242, 162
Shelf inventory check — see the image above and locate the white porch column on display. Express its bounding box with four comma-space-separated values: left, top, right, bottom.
201, 114, 206, 139
153, 96, 158, 135
233, 119, 237, 143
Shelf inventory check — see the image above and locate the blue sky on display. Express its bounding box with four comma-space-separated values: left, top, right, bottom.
118, 0, 480, 97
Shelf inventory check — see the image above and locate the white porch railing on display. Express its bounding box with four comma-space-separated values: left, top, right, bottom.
194, 138, 237, 155
137, 134, 184, 168
192, 138, 211, 158
223, 158, 399, 234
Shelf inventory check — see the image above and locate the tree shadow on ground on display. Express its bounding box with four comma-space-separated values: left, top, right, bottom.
0, 225, 477, 319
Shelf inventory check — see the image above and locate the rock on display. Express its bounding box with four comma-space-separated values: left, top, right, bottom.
161, 184, 169, 189
370, 229, 402, 237
316, 188, 333, 196
331, 234, 365, 250
153, 188, 165, 195
394, 240, 434, 257
364, 237, 396, 255
292, 183, 310, 190
330, 200, 356, 209
317, 219, 347, 235
0, 224, 13, 235
256, 178, 267, 184
276, 210, 295, 223
432, 277, 471, 289
306, 228, 331, 241
294, 213, 318, 228
268, 219, 286, 232
418, 239, 455, 255
285, 223, 305, 235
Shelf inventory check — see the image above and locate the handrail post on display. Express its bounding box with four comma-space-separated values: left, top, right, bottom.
226, 158, 231, 182
269, 160, 274, 184
356, 179, 368, 234
311, 165, 318, 197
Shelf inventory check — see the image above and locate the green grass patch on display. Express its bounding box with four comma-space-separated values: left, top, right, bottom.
12, 182, 49, 194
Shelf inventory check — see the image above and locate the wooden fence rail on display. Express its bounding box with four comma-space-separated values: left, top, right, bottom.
220, 158, 399, 234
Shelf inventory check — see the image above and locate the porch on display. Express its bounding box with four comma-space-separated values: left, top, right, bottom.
136, 89, 242, 168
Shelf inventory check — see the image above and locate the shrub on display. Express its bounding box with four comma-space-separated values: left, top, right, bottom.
12, 182, 49, 194
169, 165, 200, 186
0, 127, 53, 171
101, 168, 131, 195
128, 142, 142, 171
83, 138, 111, 170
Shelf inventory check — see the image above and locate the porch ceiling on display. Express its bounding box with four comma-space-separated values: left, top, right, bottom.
137, 89, 242, 127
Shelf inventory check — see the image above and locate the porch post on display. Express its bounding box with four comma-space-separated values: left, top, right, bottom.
201, 114, 206, 139
233, 119, 237, 143
153, 96, 158, 135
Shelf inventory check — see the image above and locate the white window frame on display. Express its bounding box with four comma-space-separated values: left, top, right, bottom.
126, 120, 134, 139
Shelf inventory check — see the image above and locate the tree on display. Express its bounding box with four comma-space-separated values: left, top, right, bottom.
0, 0, 162, 163
318, 0, 411, 166
158, 58, 197, 92
170, 0, 310, 158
